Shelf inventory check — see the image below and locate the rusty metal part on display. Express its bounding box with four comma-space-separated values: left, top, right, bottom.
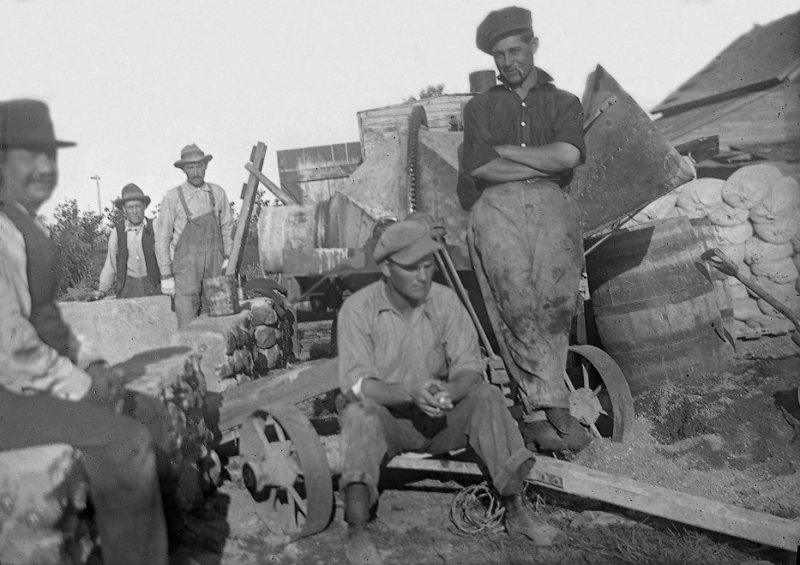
703, 247, 800, 347
582, 95, 617, 132
239, 404, 333, 540
566, 345, 635, 442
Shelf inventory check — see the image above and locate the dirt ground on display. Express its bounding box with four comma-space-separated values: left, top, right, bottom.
174, 324, 800, 565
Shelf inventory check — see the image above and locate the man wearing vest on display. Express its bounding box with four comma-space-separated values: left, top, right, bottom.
0, 99, 169, 565
90, 183, 161, 301
155, 144, 234, 328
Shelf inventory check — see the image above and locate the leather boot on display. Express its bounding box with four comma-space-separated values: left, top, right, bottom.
344, 483, 382, 565
503, 494, 567, 546
520, 419, 569, 452
546, 407, 592, 452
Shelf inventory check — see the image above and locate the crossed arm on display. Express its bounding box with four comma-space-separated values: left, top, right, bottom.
471, 141, 581, 184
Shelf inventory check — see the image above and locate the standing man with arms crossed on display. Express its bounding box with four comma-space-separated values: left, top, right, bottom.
337, 219, 567, 564
0, 99, 168, 565
90, 182, 161, 300
462, 7, 591, 453
156, 144, 234, 328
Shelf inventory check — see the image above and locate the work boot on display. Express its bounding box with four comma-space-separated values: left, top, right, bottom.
520, 419, 569, 452
344, 483, 383, 565
503, 494, 567, 546
546, 407, 592, 452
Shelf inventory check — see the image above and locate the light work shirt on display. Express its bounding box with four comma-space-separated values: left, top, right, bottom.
337, 280, 484, 394
97, 219, 149, 293
0, 207, 92, 400
154, 181, 234, 277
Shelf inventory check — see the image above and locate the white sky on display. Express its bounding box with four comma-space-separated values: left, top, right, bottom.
2, 0, 797, 219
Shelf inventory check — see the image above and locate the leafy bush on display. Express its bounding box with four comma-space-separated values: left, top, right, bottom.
46, 199, 109, 298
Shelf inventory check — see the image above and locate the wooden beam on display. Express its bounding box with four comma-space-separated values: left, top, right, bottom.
226, 142, 267, 277
244, 162, 300, 206
384, 454, 800, 552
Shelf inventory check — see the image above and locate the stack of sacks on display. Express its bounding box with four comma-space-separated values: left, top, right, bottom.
720, 165, 799, 329
625, 163, 799, 334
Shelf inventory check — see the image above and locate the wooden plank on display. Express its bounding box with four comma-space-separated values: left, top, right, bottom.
385, 455, 800, 552
244, 162, 300, 206
219, 358, 338, 433
226, 142, 267, 277
282, 163, 360, 184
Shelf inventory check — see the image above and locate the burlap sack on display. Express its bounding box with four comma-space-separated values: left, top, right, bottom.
743, 237, 794, 265
707, 203, 750, 227
676, 178, 724, 218
718, 242, 746, 265
714, 221, 753, 244
749, 176, 800, 224
733, 295, 761, 321
750, 257, 799, 285
753, 215, 800, 244
721, 164, 783, 210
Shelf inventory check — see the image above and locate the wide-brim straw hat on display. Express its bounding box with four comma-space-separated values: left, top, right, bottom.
114, 183, 151, 209
174, 143, 213, 168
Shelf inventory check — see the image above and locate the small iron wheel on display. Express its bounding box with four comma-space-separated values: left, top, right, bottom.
239, 404, 333, 539
565, 344, 635, 442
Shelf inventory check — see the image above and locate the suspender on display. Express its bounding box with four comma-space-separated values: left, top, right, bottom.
177, 184, 217, 222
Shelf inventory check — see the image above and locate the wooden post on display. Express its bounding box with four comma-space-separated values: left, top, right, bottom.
244, 162, 300, 206
226, 142, 268, 277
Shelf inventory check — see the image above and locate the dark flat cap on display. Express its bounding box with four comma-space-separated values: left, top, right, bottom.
373, 219, 443, 265
476, 6, 532, 54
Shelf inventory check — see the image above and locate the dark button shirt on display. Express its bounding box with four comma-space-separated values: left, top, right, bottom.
462, 67, 586, 190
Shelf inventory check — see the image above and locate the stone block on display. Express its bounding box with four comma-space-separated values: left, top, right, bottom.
254, 325, 278, 349
60, 296, 176, 365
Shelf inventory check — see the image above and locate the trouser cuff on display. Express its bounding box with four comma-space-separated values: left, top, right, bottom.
492, 447, 535, 496
340, 471, 379, 507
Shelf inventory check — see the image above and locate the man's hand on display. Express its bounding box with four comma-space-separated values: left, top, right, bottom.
409, 379, 452, 418
87, 290, 106, 302
161, 277, 176, 297
83, 361, 126, 412
221, 257, 230, 273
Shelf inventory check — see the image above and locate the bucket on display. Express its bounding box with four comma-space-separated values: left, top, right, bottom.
585, 216, 733, 395
204, 275, 240, 317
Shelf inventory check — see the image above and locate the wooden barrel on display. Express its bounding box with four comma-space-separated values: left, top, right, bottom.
204, 275, 240, 317
689, 218, 735, 341
585, 216, 733, 395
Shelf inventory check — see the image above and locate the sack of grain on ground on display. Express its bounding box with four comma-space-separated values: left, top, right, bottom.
750, 257, 798, 286
713, 221, 753, 245
716, 241, 746, 265
749, 176, 800, 224
747, 274, 800, 303
721, 163, 784, 210
733, 295, 762, 321
752, 214, 800, 244
675, 178, 724, 218
707, 202, 750, 227
744, 237, 794, 265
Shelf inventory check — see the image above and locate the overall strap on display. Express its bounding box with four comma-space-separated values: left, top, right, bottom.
177, 185, 193, 221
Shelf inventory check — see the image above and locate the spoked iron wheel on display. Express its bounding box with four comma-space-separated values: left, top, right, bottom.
239, 404, 333, 539
565, 344, 635, 442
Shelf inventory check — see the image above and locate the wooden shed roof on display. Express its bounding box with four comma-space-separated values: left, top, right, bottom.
652, 10, 800, 115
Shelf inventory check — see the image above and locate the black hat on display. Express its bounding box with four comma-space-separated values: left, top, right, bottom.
0, 99, 76, 149
476, 6, 533, 54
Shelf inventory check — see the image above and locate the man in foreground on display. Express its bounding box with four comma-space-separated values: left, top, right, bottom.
463, 6, 590, 453
90, 183, 161, 300
155, 144, 234, 327
337, 218, 567, 563
0, 99, 168, 565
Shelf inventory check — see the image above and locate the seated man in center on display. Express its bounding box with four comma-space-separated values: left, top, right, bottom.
337, 218, 566, 561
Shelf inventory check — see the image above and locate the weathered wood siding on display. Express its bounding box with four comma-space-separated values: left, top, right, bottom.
277, 142, 362, 204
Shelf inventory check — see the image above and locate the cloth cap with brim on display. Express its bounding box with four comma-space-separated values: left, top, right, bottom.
114, 183, 151, 210
373, 220, 444, 265
0, 99, 76, 149
174, 143, 213, 168
476, 6, 533, 54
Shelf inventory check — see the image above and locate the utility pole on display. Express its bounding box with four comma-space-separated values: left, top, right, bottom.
90, 175, 102, 213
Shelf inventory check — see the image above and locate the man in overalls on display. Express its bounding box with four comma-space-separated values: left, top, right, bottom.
155, 144, 235, 328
